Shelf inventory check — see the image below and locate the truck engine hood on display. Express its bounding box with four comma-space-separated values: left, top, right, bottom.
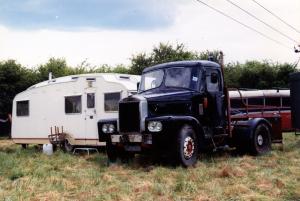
125, 90, 201, 116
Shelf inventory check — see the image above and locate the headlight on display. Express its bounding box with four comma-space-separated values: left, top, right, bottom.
148, 121, 162, 132
102, 124, 108, 133
108, 124, 115, 133
102, 124, 115, 134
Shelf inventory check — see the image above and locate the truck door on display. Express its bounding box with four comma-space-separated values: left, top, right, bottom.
205, 68, 225, 127
84, 88, 97, 144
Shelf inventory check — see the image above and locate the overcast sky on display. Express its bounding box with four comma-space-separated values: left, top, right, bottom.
0, 0, 299, 68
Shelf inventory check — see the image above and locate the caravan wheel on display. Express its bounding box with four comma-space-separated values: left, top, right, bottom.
64, 140, 74, 152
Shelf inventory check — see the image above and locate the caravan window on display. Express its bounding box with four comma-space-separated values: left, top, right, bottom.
16, 100, 29, 116
87, 93, 95, 108
65, 96, 82, 114
105, 92, 121, 112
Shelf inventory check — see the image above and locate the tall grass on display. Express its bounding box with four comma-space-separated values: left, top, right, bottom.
0, 134, 299, 201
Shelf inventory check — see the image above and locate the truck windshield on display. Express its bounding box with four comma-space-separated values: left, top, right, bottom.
139, 69, 164, 91
165, 67, 196, 89
139, 67, 199, 92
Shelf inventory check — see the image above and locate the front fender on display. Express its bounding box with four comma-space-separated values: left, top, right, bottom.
146, 115, 204, 137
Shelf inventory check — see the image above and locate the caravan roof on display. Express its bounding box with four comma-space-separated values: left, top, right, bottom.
27, 73, 140, 91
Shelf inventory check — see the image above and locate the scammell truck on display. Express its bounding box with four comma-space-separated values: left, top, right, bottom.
98, 57, 283, 167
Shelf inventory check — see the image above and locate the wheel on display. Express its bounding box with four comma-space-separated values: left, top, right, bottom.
250, 123, 271, 155
64, 140, 74, 152
106, 139, 135, 165
175, 125, 198, 167
106, 140, 118, 164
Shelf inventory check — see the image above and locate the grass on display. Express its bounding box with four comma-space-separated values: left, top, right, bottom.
0, 133, 300, 201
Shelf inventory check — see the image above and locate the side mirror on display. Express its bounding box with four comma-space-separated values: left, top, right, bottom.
211, 73, 218, 84
137, 82, 140, 91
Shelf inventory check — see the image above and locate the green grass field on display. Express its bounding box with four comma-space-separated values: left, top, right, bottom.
0, 134, 300, 201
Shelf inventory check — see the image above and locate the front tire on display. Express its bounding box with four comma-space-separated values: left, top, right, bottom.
175, 125, 198, 167
106, 140, 134, 165
106, 140, 118, 164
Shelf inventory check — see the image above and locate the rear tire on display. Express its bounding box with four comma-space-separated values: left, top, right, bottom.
175, 125, 198, 167
250, 123, 271, 155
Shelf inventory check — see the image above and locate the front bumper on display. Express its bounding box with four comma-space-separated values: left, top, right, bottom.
110, 133, 152, 144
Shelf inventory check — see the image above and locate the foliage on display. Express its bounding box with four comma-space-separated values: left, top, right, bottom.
129, 43, 220, 74
37, 58, 70, 81
0, 60, 38, 114
224, 61, 297, 89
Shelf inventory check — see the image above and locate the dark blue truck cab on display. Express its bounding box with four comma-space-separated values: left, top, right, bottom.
98, 60, 277, 167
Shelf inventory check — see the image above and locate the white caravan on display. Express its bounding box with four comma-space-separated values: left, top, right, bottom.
11, 73, 140, 147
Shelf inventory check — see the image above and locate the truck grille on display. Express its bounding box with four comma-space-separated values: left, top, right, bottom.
119, 102, 140, 132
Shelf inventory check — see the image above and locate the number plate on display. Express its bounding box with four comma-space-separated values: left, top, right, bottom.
111, 135, 121, 143
128, 134, 142, 142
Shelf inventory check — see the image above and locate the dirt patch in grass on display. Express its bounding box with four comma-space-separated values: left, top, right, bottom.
217, 165, 247, 178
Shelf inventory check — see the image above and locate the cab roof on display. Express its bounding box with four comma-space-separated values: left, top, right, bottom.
142, 60, 221, 73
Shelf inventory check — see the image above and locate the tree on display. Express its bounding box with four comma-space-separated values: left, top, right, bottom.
0, 60, 38, 114
129, 43, 220, 75
37, 58, 70, 81
275, 63, 297, 88
224, 62, 243, 88
224, 61, 297, 89
130, 53, 154, 75
112, 64, 130, 74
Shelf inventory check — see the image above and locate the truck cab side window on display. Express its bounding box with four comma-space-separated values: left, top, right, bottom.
206, 70, 220, 92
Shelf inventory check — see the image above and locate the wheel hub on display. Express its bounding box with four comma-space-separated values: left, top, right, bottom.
257, 135, 264, 146
183, 136, 195, 159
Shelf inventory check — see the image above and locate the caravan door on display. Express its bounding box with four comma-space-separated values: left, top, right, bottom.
84, 87, 97, 144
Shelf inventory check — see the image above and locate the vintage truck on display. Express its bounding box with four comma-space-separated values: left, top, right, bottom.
98, 58, 283, 167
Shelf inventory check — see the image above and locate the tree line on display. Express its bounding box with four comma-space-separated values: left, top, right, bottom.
0, 43, 297, 115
